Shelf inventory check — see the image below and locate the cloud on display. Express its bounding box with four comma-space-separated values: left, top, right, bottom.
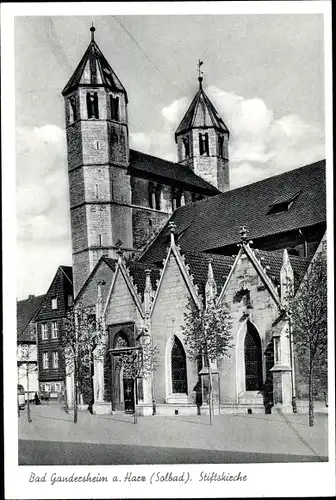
131, 86, 324, 187
16, 125, 71, 244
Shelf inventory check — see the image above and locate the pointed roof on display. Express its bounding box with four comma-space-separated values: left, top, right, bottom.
175, 77, 229, 138
62, 26, 127, 100
17, 294, 45, 342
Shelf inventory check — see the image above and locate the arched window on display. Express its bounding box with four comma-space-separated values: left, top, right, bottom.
69, 97, 77, 123
199, 132, 209, 156
110, 95, 119, 121
86, 92, 99, 119
183, 136, 190, 158
244, 323, 263, 391
218, 135, 224, 157
171, 336, 187, 394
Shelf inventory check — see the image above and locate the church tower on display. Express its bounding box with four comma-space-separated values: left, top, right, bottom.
175, 70, 230, 192
62, 26, 132, 297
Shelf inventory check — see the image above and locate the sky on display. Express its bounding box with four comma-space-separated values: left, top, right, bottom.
14, 11, 326, 300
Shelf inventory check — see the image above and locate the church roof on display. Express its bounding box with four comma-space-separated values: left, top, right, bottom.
139, 160, 326, 264
125, 260, 161, 300
175, 80, 229, 138
17, 294, 45, 342
129, 149, 220, 194
62, 30, 127, 99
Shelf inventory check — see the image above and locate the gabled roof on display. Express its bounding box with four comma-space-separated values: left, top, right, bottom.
17, 294, 45, 342
139, 160, 326, 264
62, 33, 127, 99
125, 260, 161, 300
183, 251, 235, 292
175, 80, 229, 138
75, 256, 117, 302
59, 266, 73, 285
129, 149, 220, 195
254, 250, 310, 293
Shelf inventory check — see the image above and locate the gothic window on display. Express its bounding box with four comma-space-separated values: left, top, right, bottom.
183, 136, 190, 158
199, 133, 209, 156
171, 336, 187, 394
218, 135, 224, 157
86, 92, 99, 119
110, 95, 119, 121
69, 97, 77, 123
244, 324, 263, 391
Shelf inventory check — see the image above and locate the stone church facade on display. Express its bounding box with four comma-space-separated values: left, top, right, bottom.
62, 27, 326, 416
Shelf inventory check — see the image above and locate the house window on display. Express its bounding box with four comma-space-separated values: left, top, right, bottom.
53, 351, 59, 369
43, 352, 49, 369
110, 95, 119, 121
41, 323, 48, 340
171, 336, 187, 394
51, 297, 58, 310
86, 92, 99, 119
183, 136, 190, 158
199, 133, 209, 156
51, 321, 58, 339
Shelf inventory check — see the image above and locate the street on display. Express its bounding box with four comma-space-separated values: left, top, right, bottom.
18, 403, 328, 465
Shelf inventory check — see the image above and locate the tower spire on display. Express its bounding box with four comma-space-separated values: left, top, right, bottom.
90, 23, 96, 42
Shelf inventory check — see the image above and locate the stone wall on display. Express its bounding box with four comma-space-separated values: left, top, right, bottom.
105, 269, 143, 328
76, 259, 115, 311
132, 208, 170, 250
150, 252, 198, 404
218, 251, 280, 403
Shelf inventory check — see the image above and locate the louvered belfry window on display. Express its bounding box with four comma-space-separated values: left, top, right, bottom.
199, 133, 209, 155
87, 92, 99, 119
110, 95, 119, 121
171, 336, 187, 394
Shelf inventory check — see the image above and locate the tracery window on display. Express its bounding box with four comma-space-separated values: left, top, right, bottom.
171, 336, 187, 394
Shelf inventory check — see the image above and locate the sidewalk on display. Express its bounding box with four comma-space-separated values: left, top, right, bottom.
18, 403, 328, 461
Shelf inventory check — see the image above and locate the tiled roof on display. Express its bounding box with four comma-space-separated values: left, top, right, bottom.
139, 160, 326, 264
17, 294, 45, 342
255, 250, 311, 293
182, 251, 235, 292
175, 81, 229, 137
129, 149, 220, 195
62, 37, 127, 98
125, 260, 161, 301
102, 257, 118, 271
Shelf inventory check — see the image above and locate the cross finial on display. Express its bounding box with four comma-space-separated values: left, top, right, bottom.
197, 59, 204, 88
90, 23, 96, 41
115, 239, 123, 257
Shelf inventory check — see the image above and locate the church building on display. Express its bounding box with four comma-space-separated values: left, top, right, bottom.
62, 27, 327, 416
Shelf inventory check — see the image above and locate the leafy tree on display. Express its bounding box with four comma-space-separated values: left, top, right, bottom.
181, 298, 233, 425
290, 245, 327, 426
116, 332, 158, 424
60, 307, 106, 423
18, 343, 37, 422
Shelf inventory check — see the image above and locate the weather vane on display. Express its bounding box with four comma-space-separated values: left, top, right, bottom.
197, 59, 204, 79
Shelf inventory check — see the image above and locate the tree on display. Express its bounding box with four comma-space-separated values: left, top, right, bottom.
290, 245, 327, 427
181, 298, 233, 425
117, 332, 158, 424
61, 307, 106, 423
18, 343, 37, 423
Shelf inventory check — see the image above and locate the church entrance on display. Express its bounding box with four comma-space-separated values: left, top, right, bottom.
171, 336, 187, 394
244, 322, 263, 391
